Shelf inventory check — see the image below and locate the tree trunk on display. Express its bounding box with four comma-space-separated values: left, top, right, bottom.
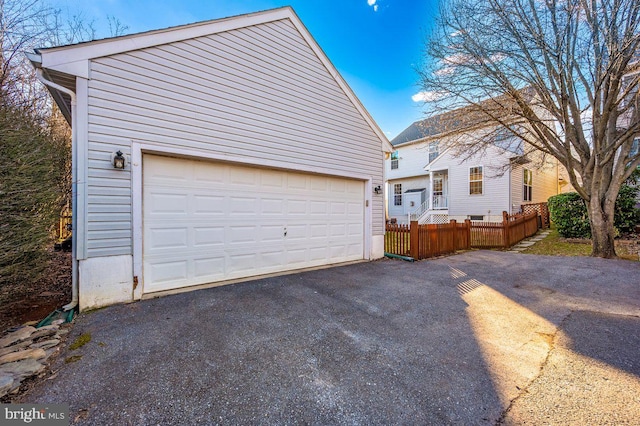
587, 197, 617, 258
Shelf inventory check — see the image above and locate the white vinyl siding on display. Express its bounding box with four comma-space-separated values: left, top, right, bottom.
387, 176, 429, 222
432, 144, 510, 219
85, 18, 384, 257
385, 140, 431, 180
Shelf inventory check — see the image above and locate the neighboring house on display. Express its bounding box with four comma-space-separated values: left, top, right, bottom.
28, 7, 391, 311
386, 110, 559, 224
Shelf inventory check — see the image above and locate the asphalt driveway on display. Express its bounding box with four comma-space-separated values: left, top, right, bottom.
25, 251, 640, 425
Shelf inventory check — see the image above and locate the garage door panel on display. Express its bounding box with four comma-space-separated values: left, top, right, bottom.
193, 195, 225, 214
193, 227, 224, 247
310, 201, 328, 215
143, 155, 364, 294
148, 260, 189, 284
229, 167, 258, 186
148, 192, 188, 215
262, 198, 284, 214
147, 227, 188, 250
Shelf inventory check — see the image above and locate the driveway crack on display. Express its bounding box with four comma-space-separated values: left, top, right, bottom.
495, 310, 574, 425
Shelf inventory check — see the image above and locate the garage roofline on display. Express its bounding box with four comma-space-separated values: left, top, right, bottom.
27, 6, 392, 152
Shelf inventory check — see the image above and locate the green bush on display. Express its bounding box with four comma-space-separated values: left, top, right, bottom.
548, 186, 640, 238
548, 193, 591, 238
615, 184, 640, 234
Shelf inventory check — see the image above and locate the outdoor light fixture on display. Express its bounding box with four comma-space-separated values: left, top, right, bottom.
374, 185, 382, 194
112, 150, 126, 169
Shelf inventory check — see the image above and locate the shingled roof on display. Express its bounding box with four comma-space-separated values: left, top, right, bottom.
391, 89, 536, 147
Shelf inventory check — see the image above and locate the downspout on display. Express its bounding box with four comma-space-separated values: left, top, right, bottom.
35, 69, 79, 311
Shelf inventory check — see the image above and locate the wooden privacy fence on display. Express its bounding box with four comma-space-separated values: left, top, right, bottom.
385, 211, 540, 259
412, 220, 471, 259
471, 211, 539, 248
384, 223, 411, 256
57, 207, 72, 240
385, 220, 471, 260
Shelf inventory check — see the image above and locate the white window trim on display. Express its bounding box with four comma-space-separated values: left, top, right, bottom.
391, 150, 399, 170
393, 183, 402, 206
469, 165, 484, 195
428, 141, 439, 164
523, 169, 533, 202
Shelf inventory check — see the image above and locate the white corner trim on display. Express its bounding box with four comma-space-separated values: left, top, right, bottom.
131, 141, 143, 301
76, 77, 89, 260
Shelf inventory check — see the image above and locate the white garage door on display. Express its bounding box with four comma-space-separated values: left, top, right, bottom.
143, 155, 365, 293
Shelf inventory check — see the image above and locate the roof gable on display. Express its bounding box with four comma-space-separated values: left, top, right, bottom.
29, 7, 391, 151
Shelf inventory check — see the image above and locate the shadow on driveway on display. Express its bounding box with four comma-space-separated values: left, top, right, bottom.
24, 251, 640, 425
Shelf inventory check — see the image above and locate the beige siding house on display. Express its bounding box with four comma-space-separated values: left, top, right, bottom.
29, 7, 391, 311
386, 115, 560, 224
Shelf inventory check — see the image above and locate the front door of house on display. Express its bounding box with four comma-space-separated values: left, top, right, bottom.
432, 174, 448, 209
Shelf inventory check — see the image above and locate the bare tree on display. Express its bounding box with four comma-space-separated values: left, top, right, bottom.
419, 0, 639, 258
1, 0, 128, 287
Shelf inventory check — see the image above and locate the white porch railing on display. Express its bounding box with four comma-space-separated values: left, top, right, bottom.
407, 195, 450, 224
408, 199, 431, 222
432, 194, 448, 209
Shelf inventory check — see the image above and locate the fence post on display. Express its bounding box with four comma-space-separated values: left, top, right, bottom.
450, 219, 457, 250
502, 211, 510, 248
410, 221, 419, 259
464, 219, 471, 249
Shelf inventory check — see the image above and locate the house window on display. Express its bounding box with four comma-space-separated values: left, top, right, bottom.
428, 142, 439, 163
523, 169, 533, 202
394, 183, 402, 206
631, 137, 639, 157
469, 215, 484, 221
391, 151, 399, 170
469, 166, 483, 195
621, 73, 639, 108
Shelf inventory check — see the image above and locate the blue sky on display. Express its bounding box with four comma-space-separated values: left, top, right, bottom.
47, 0, 440, 138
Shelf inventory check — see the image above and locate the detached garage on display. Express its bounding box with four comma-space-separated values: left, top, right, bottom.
28, 7, 391, 311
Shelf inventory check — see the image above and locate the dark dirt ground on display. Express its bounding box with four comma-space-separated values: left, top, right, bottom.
0, 250, 72, 331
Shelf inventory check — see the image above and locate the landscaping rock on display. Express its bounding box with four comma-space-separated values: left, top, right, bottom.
30, 339, 60, 350
0, 359, 45, 380
0, 348, 46, 365
52, 319, 65, 326
0, 340, 32, 357
56, 329, 69, 337
0, 374, 13, 397
0, 326, 36, 348
31, 326, 59, 340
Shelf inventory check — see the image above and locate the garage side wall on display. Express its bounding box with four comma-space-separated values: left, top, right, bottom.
85, 18, 385, 263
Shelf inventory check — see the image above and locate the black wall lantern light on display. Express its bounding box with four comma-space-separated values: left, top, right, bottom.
112, 150, 126, 169
374, 185, 382, 194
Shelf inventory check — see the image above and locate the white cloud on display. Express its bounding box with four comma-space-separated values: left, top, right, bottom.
367, 0, 379, 11
434, 67, 455, 76
442, 53, 471, 66
412, 91, 447, 102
